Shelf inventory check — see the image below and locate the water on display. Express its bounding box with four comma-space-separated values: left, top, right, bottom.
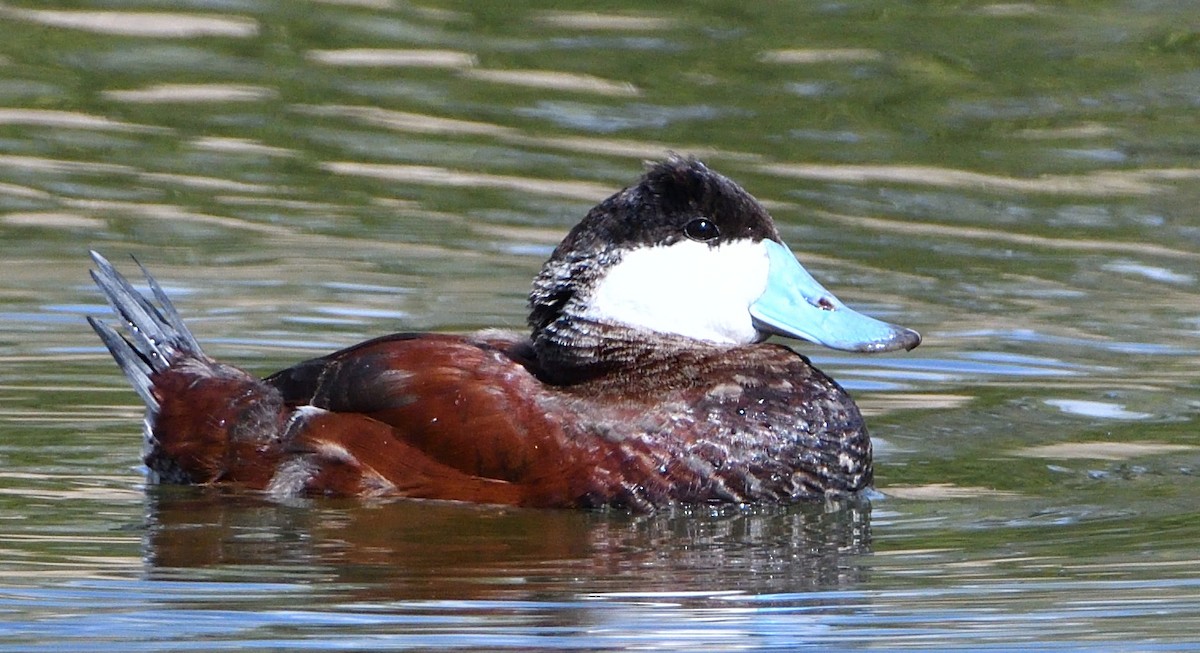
2, 0, 1199, 649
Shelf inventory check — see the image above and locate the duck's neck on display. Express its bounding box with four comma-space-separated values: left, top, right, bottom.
532, 316, 724, 387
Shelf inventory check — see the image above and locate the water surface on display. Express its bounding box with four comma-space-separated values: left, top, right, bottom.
2, 1, 1199, 649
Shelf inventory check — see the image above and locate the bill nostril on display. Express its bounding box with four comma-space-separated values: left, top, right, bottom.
816, 297, 835, 311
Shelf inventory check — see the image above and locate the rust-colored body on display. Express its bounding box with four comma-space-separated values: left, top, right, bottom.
142, 331, 867, 510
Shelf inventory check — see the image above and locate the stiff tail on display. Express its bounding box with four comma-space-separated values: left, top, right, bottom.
87, 251, 204, 409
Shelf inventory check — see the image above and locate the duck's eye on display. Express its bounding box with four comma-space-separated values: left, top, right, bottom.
683, 218, 720, 242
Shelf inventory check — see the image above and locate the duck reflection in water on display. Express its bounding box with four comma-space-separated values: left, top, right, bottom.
143, 489, 872, 600
89, 156, 919, 511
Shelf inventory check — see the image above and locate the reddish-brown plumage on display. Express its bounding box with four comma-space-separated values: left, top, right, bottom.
266, 333, 589, 505
148, 360, 286, 488
120, 327, 869, 510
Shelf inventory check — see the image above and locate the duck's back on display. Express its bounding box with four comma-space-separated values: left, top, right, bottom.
261, 331, 577, 503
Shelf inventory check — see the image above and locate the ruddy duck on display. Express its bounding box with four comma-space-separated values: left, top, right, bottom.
89, 157, 919, 510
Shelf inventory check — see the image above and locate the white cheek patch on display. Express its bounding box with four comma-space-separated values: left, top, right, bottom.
582, 239, 771, 345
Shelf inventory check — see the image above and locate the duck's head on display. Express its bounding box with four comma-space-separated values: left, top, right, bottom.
529, 157, 920, 360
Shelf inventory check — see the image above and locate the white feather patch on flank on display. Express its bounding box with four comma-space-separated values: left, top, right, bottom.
267, 458, 317, 497
266, 405, 330, 497
582, 238, 771, 345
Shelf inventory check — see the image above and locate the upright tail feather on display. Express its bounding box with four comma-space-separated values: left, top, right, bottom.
88, 252, 290, 487
87, 251, 204, 409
